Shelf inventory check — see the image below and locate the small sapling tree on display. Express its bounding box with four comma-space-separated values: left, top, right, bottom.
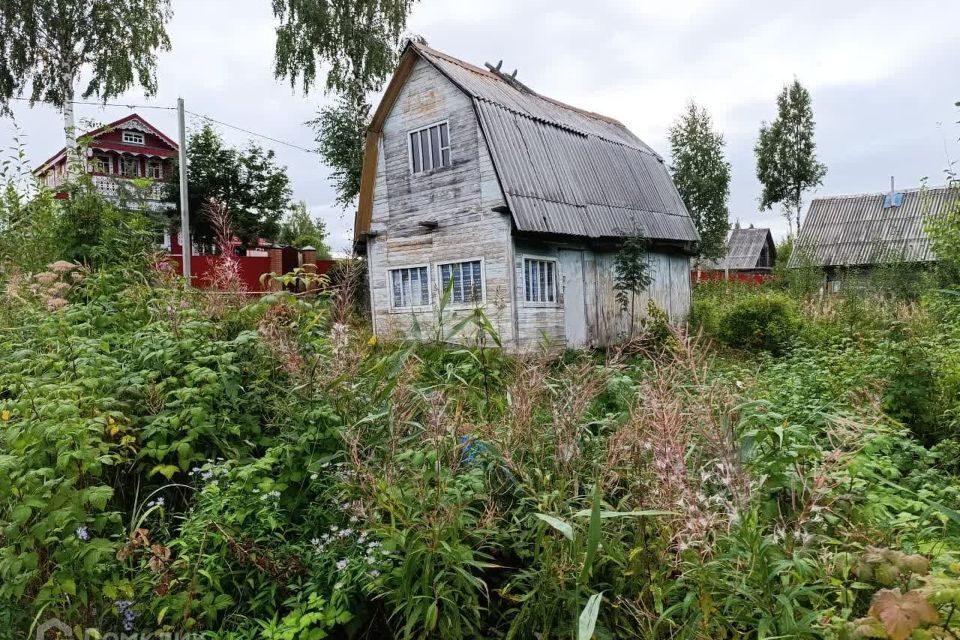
614, 233, 655, 337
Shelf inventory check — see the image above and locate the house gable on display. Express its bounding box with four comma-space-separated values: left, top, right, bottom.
374, 57, 485, 236
356, 41, 698, 249
34, 113, 177, 176
364, 55, 514, 343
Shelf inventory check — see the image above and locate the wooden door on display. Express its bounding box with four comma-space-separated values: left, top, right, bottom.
559, 249, 588, 348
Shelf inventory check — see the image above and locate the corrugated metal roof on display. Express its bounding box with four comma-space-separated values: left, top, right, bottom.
706, 228, 775, 270
788, 186, 959, 267
414, 43, 699, 243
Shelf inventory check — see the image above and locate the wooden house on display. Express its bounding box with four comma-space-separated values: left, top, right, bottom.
353, 41, 699, 350
788, 185, 959, 291
34, 113, 177, 214
698, 227, 776, 282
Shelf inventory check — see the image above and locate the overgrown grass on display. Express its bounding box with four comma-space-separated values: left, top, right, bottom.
2, 166, 960, 638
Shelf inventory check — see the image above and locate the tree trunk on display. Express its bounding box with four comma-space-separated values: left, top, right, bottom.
795, 186, 802, 235
62, 71, 79, 181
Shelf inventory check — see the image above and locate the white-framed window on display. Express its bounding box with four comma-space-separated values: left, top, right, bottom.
409, 121, 450, 174
523, 257, 558, 304
146, 161, 163, 179
91, 156, 112, 174
389, 265, 431, 309
437, 259, 484, 304
120, 157, 139, 177
122, 131, 145, 145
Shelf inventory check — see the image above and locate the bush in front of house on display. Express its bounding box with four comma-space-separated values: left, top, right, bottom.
693, 284, 801, 354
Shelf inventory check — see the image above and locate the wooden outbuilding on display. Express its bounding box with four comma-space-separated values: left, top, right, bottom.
696, 227, 776, 283
789, 185, 959, 291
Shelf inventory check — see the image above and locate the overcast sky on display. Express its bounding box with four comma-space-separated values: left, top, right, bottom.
3, 0, 959, 251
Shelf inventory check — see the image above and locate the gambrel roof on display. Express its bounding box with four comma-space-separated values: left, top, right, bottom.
789, 186, 959, 268
707, 227, 775, 271
355, 41, 699, 246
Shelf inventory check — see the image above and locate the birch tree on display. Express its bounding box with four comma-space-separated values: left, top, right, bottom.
0, 0, 172, 176
668, 102, 731, 261
272, 0, 416, 95
755, 79, 827, 235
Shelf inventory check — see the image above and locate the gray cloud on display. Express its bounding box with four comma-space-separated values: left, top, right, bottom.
3, 0, 958, 249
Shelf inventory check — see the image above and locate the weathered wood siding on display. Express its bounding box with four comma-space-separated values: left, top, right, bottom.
590, 250, 691, 345
510, 240, 692, 350
367, 59, 513, 344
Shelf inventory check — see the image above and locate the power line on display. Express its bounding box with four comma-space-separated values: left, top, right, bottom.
8, 95, 317, 156
185, 109, 319, 154
9, 96, 175, 110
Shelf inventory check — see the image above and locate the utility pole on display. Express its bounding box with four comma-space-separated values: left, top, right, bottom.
177, 97, 192, 283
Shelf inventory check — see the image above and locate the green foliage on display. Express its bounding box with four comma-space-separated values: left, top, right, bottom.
279, 201, 332, 255
310, 91, 371, 209
57, 174, 163, 266
924, 183, 960, 276
773, 235, 824, 298
755, 79, 827, 233
668, 101, 731, 260
694, 286, 801, 354
0, 0, 172, 111
2, 156, 960, 639
169, 123, 292, 245
272, 0, 416, 95
0, 135, 61, 271
613, 233, 654, 337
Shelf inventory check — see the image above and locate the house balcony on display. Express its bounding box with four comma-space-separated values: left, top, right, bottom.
91, 175, 175, 213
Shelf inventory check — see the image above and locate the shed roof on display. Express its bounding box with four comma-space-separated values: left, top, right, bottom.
788, 186, 960, 268
707, 227, 775, 270
355, 42, 699, 246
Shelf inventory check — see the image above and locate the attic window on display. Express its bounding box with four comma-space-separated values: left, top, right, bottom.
122, 131, 145, 145
883, 192, 904, 208
409, 122, 450, 173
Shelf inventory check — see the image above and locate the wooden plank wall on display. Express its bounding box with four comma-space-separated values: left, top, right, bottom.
368, 59, 513, 345
591, 250, 692, 345
507, 243, 693, 350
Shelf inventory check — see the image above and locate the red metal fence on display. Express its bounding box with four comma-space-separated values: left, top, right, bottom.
691, 270, 772, 285
168, 253, 274, 291
167, 242, 339, 293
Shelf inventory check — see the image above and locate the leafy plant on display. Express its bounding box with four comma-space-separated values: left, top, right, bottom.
613, 233, 654, 337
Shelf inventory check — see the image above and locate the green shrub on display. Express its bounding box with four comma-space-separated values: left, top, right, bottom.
698, 290, 801, 354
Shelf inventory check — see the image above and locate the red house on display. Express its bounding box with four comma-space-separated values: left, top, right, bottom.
34, 113, 178, 215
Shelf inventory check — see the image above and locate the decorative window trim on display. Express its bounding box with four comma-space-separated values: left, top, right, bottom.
122, 131, 145, 145
120, 157, 140, 178
91, 155, 112, 174
146, 161, 163, 180
408, 120, 451, 175
436, 257, 486, 306
388, 263, 432, 311
521, 255, 560, 307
